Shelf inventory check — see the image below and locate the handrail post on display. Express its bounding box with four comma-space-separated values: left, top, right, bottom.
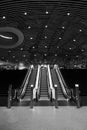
30, 84, 34, 108
7, 84, 12, 108
54, 84, 58, 108
36, 89, 38, 102
75, 84, 80, 108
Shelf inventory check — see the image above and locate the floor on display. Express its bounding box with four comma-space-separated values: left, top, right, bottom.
0, 106, 87, 130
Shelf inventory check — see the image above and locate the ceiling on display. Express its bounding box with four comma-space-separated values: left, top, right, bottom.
0, 0, 87, 67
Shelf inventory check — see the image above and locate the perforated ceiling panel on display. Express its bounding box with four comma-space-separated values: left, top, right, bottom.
0, 0, 87, 66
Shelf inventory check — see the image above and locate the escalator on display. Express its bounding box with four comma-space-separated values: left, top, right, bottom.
20, 66, 38, 101
39, 67, 49, 100
50, 67, 69, 101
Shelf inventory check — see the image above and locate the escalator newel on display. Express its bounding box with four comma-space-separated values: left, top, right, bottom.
55, 85, 58, 108
7, 84, 12, 108
50, 90, 53, 102
36, 90, 38, 102
30, 84, 33, 108
75, 84, 80, 108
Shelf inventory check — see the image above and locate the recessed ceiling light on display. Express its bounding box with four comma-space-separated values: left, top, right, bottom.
57, 46, 59, 48
73, 39, 76, 42
81, 49, 84, 52
8, 50, 11, 53
20, 48, 23, 51
62, 26, 65, 29
45, 46, 47, 48
67, 12, 70, 16
23, 55, 26, 57
79, 29, 82, 32
46, 11, 49, 14
32, 46, 35, 49
24, 12, 27, 15
76, 55, 79, 58
2, 16, 6, 19
28, 26, 31, 29
13, 56, 15, 58
30, 37, 33, 40
44, 54, 47, 56
55, 54, 57, 56
45, 36, 47, 39
45, 25, 48, 28
59, 37, 62, 40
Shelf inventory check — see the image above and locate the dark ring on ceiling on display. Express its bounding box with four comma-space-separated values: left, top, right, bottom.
0, 27, 24, 49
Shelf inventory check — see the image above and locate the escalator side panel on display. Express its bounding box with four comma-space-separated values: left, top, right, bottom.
20, 67, 38, 100
40, 67, 49, 99
28, 68, 37, 86
50, 68, 66, 100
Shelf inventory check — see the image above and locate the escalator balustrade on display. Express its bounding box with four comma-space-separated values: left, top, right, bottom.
18, 66, 38, 101
11, 64, 80, 108
39, 66, 49, 100
50, 67, 70, 101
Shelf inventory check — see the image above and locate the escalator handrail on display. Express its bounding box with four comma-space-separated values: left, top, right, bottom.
55, 66, 71, 99
20, 68, 33, 98
48, 65, 55, 99
18, 68, 30, 96
56, 66, 71, 98
17, 65, 32, 98
36, 66, 41, 98
33, 65, 41, 99
47, 67, 53, 99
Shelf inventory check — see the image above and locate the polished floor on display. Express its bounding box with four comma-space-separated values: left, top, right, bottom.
0, 106, 87, 130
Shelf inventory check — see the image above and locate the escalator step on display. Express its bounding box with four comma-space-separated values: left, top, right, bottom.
40, 95, 48, 97
40, 91, 48, 92
40, 92, 48, 93
25, 93, 31, 95
26, 90, 31, 92
27, 88, 31, 90
40, 92, 48, 94
40, 93, 48, 95
25, 95, 31, 97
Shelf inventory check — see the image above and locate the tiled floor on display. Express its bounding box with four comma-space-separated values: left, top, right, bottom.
0, 106, 87, 130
